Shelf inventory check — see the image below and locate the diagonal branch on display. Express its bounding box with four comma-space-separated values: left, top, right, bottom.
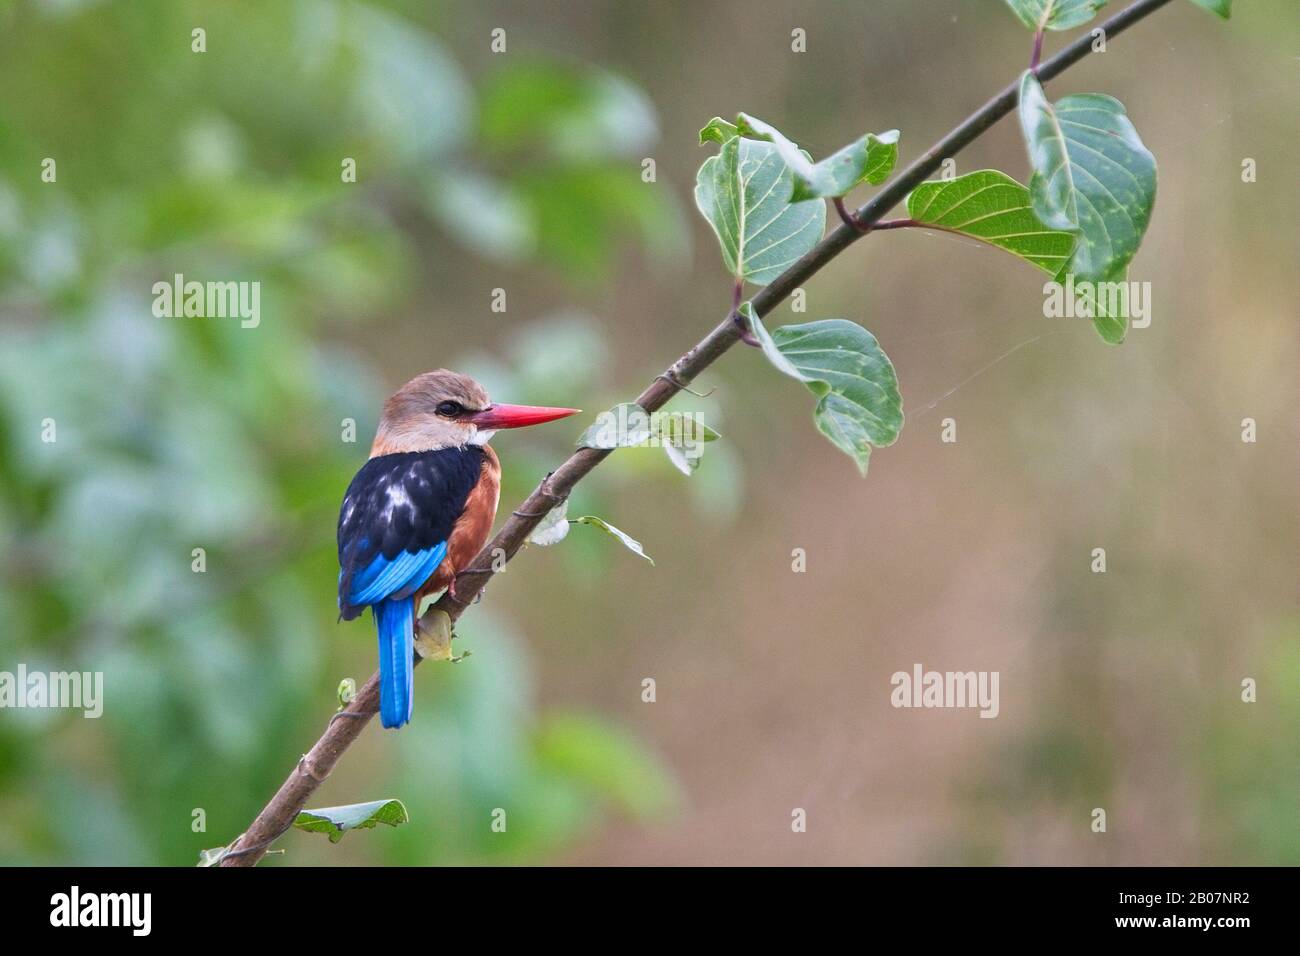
220, 0, 1174, 866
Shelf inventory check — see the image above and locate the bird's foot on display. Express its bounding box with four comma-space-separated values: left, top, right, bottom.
414, 609, 469, 663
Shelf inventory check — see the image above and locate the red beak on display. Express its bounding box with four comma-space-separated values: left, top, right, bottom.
467, 403, 581, 430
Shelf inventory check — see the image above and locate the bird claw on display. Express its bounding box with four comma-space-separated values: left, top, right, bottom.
414, 609, 458, 662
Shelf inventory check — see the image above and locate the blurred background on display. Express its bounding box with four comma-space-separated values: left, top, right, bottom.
0, 0, 1295, 866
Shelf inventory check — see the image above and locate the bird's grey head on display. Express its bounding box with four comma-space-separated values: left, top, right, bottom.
371, 369, 494, 455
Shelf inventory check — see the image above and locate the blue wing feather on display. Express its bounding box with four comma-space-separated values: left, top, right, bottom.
348, 540, 448, 606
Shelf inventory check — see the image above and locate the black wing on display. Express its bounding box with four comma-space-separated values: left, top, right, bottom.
336, 447, 484, 619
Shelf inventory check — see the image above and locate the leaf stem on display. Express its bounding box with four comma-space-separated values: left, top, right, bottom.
872, 217, 1001, 245
870, 217, 920, 230
732, 312, 761, 347
833, 197, 870, 234
219, 0, 1177, 867
731, 277, 760, 347
1031, 28, 1045, 71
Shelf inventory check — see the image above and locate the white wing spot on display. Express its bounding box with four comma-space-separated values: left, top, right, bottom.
381, 482, 412, 520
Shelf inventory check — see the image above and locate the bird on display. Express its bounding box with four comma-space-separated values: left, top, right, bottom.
336, 369, 579, 729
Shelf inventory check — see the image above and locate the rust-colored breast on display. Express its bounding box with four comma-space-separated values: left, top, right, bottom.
421, 444, 500, 600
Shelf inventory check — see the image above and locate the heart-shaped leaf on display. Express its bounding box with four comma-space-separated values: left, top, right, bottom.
293, 799, 409, 844
735, 113, 900, 200
695, 136, 826, 285
1187, 0, 1231, 17
1018, 72, 1156, 282
1004, 0, 1109, 31
743, 305, 902, 475
907, 170, 1076, 274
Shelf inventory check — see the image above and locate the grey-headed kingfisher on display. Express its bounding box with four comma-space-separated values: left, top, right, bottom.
336, 370, 578, 728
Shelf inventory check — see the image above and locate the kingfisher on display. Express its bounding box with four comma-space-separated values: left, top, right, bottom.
336, 369, 579, 729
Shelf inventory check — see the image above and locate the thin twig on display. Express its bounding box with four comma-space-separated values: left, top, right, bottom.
220, 0, 1174, 866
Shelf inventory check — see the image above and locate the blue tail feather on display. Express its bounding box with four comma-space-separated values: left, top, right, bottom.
374, 597, 414, 729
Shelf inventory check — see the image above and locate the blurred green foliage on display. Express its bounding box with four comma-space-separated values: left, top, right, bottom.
0, 0, 686, 865
1200, 621, 1300, 864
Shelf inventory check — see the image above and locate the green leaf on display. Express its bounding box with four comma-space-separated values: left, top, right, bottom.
735, 113, 900, 199
743, 305, 902, 475
571, 515, 655, 565
1187, 0, 1231, 17
907, 170, 1076, 274
1003, 0, 1109, 31
851, 132, 902, 188
699, 116, 739, 145
336, 677, 357, 709
657, 412, 721, 444
293, 799, 409, 844
694, 136, 826, 285
1018, 72, 1157, 282
657, 412, 720, 476
574, 402, 654, 449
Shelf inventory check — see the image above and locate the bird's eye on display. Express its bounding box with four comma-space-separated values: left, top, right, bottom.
436, 401, 463, 417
